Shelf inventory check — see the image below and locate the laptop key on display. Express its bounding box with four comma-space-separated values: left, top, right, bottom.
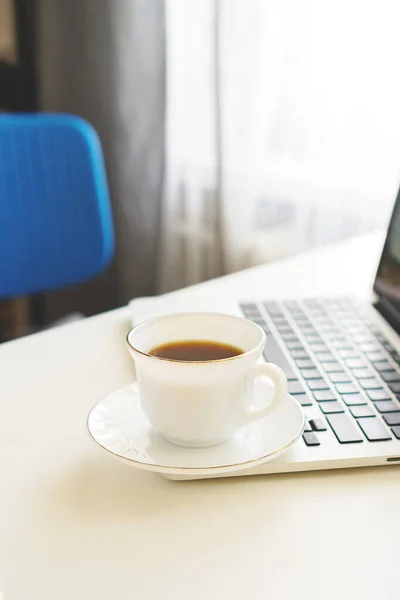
359, 378, 384, 390
374, 360, 395, 372
288, 381, 305, 395
352, 368, 374, 379
246, 312, 263, 321
287, 341, 304, 351
291, 311, 305, 320
330, 336, 348, 344
375, 400, 400, 414
309, 418, 327, 431
310, 343, 329, 353
242, 312, 263, 322
353, 334, 375, 344
367, 389, 391, 401
311, 313, 326, 321
345, 358, 367, 369
359, 343, 380, 353
347, 325, 366, 334
316, 352, 336, 362
350, 405, 375, 418
366, 352, 386, 363
292, 315, 307, 323
375, 332, 387, 342
342, 393, 367, 406
303, 432, 320, 446
240, 302, 258, 310
239, 303, 259, 315
290, 349, 308, 359
319, 401, 345, 414
297, 322, 312, 330
284, 300, 300, 311
323, 325, 342, 334
283, 369, 298, 381
280, 331, 298, 341
332, 340, 353, 350
389, 382, 400, 394
263, 302, 281, 315
338, 349, 359, 359
324, 328, 343, 337
329, 371, 351, 384
273, 315, 288, 324
305, 299, 322, 308
320, 361, 343, 373
381, 371, 400, 383
358, 418, 392, 441
295, 358, 314, 369
300, 324, 315, 333
301, 369, 322, 380
387, 341, 400, 355
313, 390, 337, 401
307, 379, 329, 391
326, 413, 364, 443
388, 346, 400, 358
313, 389, 337, 402
383, 413, 400, 427
272, 317, 287, 326
295, 394, 313, 407
336, 382, 359, 394
295, 316, 310, 323
391, 426, 400, 439
305, 334, 323, 344
313, 315, 330, 323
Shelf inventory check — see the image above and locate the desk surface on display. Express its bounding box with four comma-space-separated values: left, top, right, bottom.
2, 231, 399, 600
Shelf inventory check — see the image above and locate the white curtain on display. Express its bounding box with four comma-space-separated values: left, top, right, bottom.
160, 0, 400, 293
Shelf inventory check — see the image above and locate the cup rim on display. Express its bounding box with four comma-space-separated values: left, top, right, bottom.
126, 311, 266, 364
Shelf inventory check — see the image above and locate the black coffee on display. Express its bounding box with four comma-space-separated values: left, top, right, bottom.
149, 340, 244, 362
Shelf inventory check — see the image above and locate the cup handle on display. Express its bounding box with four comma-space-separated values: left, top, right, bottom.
241, 362, 288, 426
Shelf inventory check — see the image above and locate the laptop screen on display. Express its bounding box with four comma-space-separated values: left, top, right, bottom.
374, 189, 400, 325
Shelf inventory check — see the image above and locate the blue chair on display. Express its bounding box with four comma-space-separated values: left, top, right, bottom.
0, 114, 115, 298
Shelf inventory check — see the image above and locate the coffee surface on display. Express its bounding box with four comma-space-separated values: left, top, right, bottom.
149, 340, 244, 362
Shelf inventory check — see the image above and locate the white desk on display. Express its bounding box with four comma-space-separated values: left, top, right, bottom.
2, 231, 400, 600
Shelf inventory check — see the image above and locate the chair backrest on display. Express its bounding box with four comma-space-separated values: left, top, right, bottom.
0, 114, 114, 298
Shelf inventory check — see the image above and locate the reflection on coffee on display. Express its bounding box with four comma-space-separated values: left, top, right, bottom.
149, 340, 244, 362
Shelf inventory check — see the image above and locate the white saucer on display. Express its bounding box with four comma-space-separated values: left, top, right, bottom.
87, 383, 305, 477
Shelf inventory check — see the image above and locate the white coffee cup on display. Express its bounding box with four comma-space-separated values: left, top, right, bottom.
126, 312, 288, 447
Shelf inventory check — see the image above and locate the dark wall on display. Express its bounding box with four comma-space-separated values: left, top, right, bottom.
36, 0, 166, 320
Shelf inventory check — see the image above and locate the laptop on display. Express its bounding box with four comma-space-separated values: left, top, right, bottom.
130, 192, 400, 479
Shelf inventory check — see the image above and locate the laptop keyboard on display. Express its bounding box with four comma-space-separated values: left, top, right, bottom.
239, 297, 400, 447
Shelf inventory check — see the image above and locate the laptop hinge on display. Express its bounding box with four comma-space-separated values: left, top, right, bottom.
374, 298, 400, 336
